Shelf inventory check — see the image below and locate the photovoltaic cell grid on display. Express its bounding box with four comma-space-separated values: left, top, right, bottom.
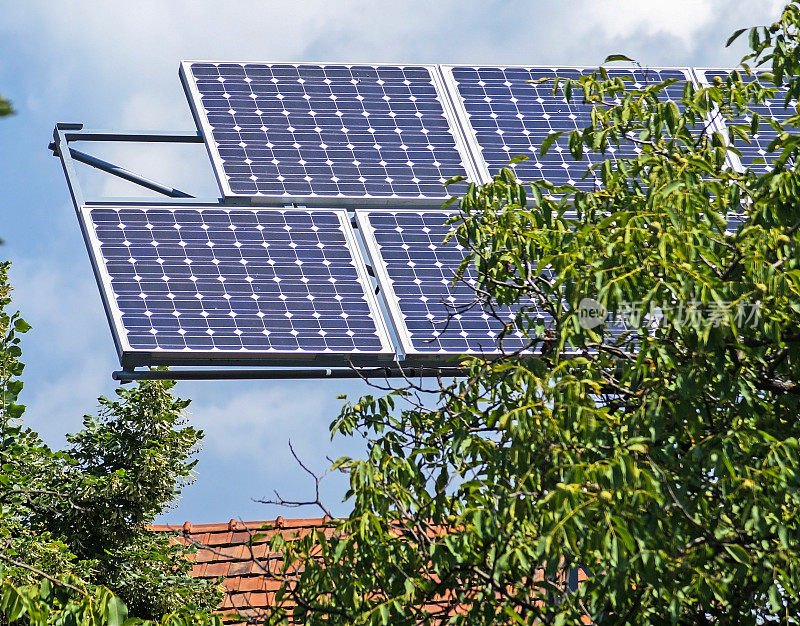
357, 209, 553, 358
81, 206, 392, 366
182, 62, 472, 201
444, 66, 693, 188
698, 69, 797, 176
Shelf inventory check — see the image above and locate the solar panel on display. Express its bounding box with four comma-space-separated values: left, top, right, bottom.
356, 209, 551, 360
79, 205, 394, 368
359, 207, 744, 362
696, 68, 797, 175
181, 62, 478, 204
442, 65, 695, 188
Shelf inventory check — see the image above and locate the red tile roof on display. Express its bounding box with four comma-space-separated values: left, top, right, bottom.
151, 517, 589, 624
151, 517, 330, 624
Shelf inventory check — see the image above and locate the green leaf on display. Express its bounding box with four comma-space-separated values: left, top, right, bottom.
604, 54, 635, 63
104, 596, 128, 626
0, 96, 12, 117
568, 131, 583, 160
666, 101, 680, 133
724, 544, 750, 565
1, 585, 27, 622
443, 175, 466, 187
749, 27, 760, 50
539, 132, 565, 157
726, 28, 747, 47
13, 319, 31, 333
502, 605, 526, 624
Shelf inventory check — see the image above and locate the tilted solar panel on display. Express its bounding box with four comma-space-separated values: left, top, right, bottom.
696, 68, 798, 175
442, 65, 695, 188
358, 208, 739, 363
181, 62, 478, 204
80, 205, 394, 368
356, 209, 550, 361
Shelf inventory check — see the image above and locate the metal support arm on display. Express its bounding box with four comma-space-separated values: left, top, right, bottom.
66, 147, 193, 198
113, 367, 466, 382
50, 124, 220, 206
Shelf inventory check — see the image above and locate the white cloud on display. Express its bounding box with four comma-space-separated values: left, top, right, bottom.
182, 378, 367, 463
10, 255, 109, 359
187, 384, 330, 461
584, 0, 716, 43
4, 0, 789, 130
9, 259, 118, 447
161, 379, 371, 521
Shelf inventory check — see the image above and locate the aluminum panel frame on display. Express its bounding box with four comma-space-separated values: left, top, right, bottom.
691, 67, 744, 172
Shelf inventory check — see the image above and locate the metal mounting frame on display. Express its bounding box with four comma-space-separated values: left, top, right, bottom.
50, 123, 229, 209
52, 63, 750, 382
113, 365, 466, 382
51, 123, 468, 380
690, 66, 768, 175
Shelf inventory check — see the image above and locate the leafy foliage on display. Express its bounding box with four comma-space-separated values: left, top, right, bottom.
0, 258, 221, 623
41, 381, 212, 618
0, 96, 11, 118
266, 3, 800, 624
0, 581, 223, 626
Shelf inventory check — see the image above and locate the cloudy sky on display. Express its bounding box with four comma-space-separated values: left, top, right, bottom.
0, 0, 787, 524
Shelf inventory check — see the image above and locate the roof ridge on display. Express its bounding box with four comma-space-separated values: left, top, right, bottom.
149, 517, 332, 533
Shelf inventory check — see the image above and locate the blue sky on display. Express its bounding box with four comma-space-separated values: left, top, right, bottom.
0, 0, 786, 525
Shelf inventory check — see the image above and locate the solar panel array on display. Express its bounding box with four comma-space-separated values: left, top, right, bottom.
357, 209, 545, 358
442, 65, 693, 188
79, 62, 772, 370
80, 205, 393, 367
697, 68, 797, 175
181, 62, 474, 202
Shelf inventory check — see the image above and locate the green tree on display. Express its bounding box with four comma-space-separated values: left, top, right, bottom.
39, 381, 215, 617
266, 3, 800, 624
0, 95, 12, 118
0, 258, 221, 623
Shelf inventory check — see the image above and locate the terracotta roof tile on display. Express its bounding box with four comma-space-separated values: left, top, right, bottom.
151, 517, 584, 624
236, 578, 267, 592
203, 562, 230, 578
189, 563, 207, 578
151, 518, 329, 623
226, 560, 255, 576
246, 544, 276, 560
207, 531, 234, 546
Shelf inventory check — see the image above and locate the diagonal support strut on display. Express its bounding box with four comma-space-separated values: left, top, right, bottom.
66, 147, 194, 198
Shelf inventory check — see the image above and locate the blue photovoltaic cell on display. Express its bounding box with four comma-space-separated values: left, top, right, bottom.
182, 62, 471, 200
699, 69, 797, 175
361, 209, 734, 359
447, 66, 692, 188
83, 206, 391, 366
727, 214, 745, 231
358, 209, 547, 357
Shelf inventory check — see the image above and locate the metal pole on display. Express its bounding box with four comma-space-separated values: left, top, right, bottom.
61, 129, 205, 143
68, 148, 194, 198
112, 367, 466, 382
